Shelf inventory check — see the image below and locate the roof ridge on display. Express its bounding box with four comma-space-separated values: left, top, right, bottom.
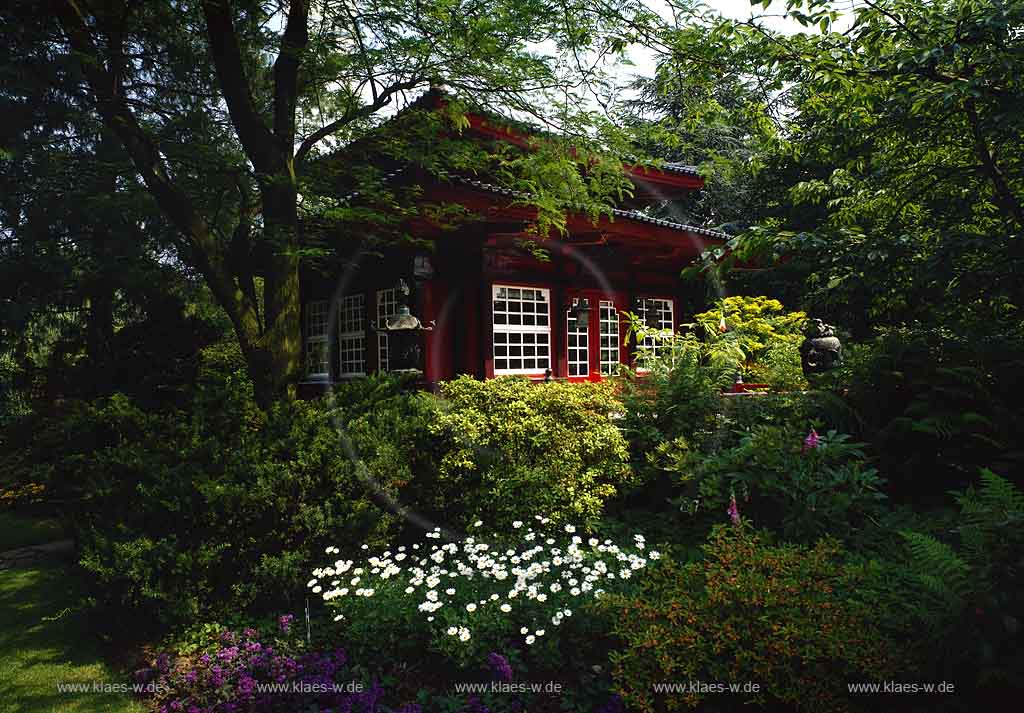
454, 177, 726, 239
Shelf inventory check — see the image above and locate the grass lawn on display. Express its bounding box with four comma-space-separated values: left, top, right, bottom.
0, 511, 64, 552
0, 564, 146, 713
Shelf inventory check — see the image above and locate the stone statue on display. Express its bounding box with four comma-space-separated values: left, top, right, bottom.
800, 319, 842, 375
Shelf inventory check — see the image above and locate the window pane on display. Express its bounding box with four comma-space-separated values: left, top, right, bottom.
492, 285, 552, 374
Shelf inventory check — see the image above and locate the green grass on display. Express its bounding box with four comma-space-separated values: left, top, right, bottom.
0, 565, 146, 713
0, 511, 64, 552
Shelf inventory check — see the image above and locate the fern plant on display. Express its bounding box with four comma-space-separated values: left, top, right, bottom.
859, 470, 1024, 690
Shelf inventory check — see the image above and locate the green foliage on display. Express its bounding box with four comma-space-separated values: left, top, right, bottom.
616, 332, 724, 476
685, 1, 1024, 337
827, 324, 1024, 497
617, 297, 814, 499
856, 470, 1024, 692
668, 425, 887, 544
690, 295, 807, 387
423, 376, 633, 530
6, 355, 630, 634
310, 523, 648, 689
27, 359, 415, 633
601, 524, 901, 713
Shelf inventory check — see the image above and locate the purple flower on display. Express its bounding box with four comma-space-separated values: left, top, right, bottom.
727, 493, 740, 525
486, 652, 513, 682
803, 428, 820, 451
218, 646, 239, 662
237, 674, 256, 697
278, 614, 294, 633
243, 627, 258, 639
462, 697, 491, 713
396, 705, 423, 713
183, 669, 198, 684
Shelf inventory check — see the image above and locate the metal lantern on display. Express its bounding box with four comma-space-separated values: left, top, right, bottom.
373, 279, 434, 373
800, 318, 843, 375
633, 297, 661, 329
569, 298, 590, 325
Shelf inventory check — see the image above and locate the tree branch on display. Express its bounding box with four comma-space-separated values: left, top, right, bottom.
294, 76, 425, 167
273, 0, 310, 146
200, 0, 277, 173
56, 0, 255, 335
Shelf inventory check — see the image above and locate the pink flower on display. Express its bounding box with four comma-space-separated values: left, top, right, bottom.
803, 428, 820, 451
727, 493, 740, 525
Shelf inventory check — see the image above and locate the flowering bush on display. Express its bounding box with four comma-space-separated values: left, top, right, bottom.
146, 623, 416, 713
674, 425, 887, 543
308, 517, 659, 669
599, 523, 902, 713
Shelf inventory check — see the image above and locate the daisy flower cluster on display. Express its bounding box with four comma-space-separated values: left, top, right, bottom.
308, 516, 660, 648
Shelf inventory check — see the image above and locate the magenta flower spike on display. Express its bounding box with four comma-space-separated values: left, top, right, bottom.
727, 493, 741, 525
803, 428, 820, 451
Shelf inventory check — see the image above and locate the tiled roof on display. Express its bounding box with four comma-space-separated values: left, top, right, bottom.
455, 177, 727, 239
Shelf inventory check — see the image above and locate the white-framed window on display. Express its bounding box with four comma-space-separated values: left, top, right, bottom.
599, 300, 620, 375
637, 297, 674, 361
306, 299, 330, 377
567, 298, 589, 377
492, 285, 551, 374
338, 293, 366, 376
376, 287, 399, 373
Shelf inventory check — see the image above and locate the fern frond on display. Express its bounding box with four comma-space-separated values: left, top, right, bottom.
899, 530, 972, 605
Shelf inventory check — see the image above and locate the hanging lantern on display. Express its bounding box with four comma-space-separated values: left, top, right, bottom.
372, 279, 434, 373
568, 298, 590, 325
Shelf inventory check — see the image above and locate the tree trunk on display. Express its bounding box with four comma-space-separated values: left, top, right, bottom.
251, 178, 303, 408
56, 0, 307, 410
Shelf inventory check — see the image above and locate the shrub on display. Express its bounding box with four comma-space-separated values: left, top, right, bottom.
21, 351, 631, 633
70, 390, 407, 632
616, 296, 813, 488
670, 425, 888, 543
148, 617, 626, 713
308, 519, 655, 673
855, 469, 1024, 697
420, 376, 632, 531
599, 523, 901, 713
824, 324, 1024, 498
145, 623, 414, 713
692, 295, 808, 387
60, 360, 418, 632
616, 332, 724, 472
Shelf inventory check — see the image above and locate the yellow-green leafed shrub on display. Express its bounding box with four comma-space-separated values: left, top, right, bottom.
693, 296, 808, 389
600, 524, 902, 713
424, 376, 632, 529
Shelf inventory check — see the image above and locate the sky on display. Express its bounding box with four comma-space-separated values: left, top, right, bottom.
621, 0, 857, 87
